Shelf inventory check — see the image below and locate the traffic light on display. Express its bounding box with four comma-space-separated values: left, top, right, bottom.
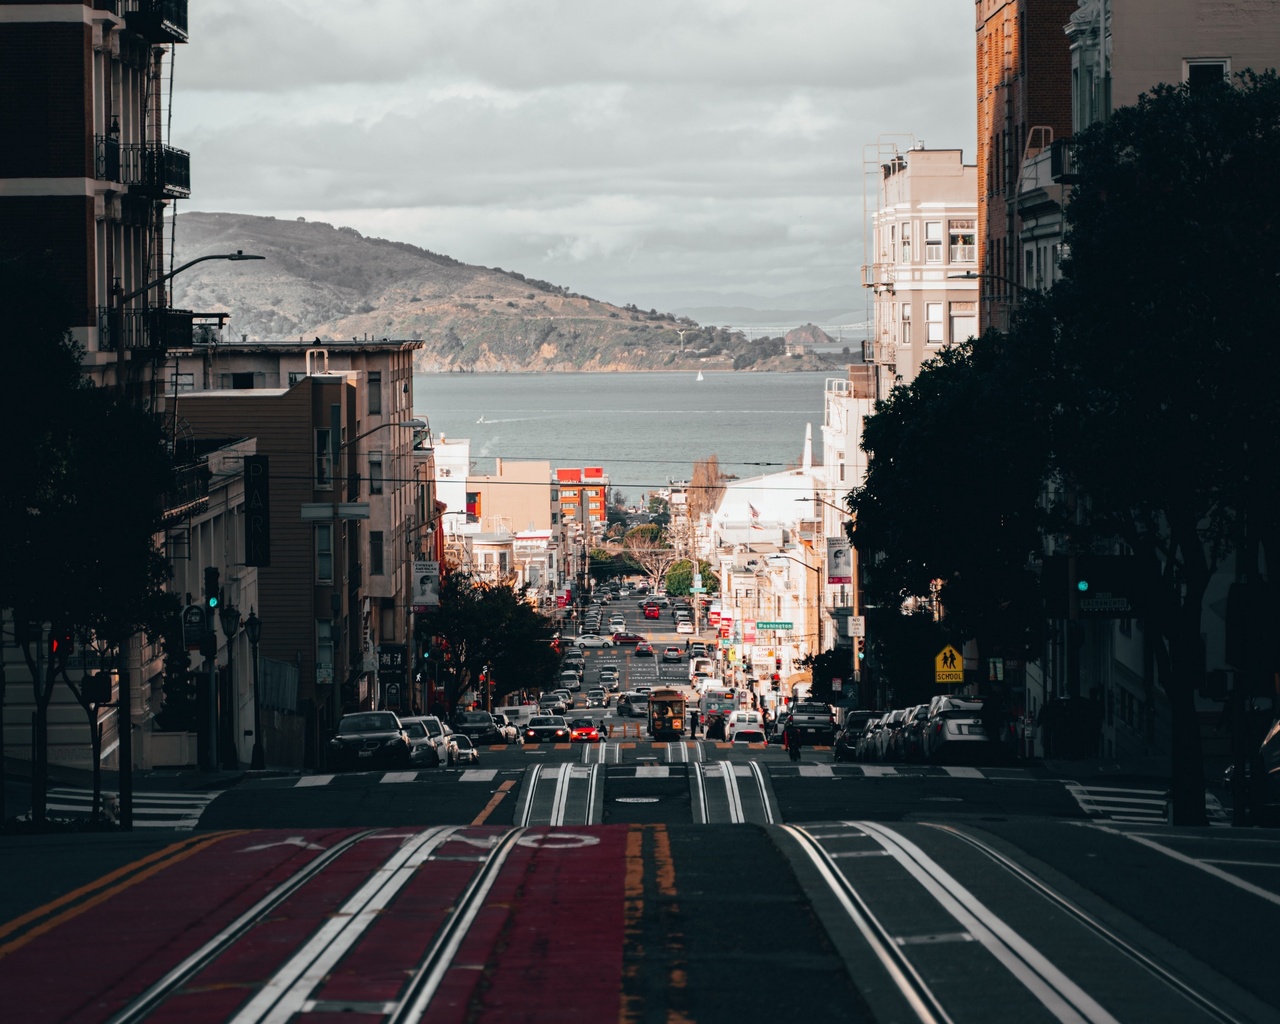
775, 656, 782, 672
203, 566, 221, 611
49, 626, 74, 663
856, 637, 867, 661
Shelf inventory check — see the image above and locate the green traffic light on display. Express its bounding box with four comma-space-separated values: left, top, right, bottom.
208, 594, 219, 608
1077, 580, 1090, 592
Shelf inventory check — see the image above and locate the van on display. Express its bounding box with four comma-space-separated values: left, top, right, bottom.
495, 705, 534, 729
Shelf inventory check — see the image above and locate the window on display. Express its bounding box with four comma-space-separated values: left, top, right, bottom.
925, 222, 942, 263
370, 531, 384, 575
949, 220, 975, 263
316, 523, 333, 583
368, 450, 384, 495
900, 221, 911, 263
901, 303, 911, 348
317, 620, 334, 672
367, 370, 382, 415
1186, 60, 1227, 91
315, 429, 333, 489
926, 302, 943, 344
169, 372, 194, 394
288, 371, 306, 387
949, 301, 977, 345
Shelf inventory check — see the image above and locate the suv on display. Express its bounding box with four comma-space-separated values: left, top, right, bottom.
452, 710, 504, 745
538, 693, 568, 716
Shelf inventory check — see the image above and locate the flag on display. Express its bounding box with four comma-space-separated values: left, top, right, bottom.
748, 502, 763, 529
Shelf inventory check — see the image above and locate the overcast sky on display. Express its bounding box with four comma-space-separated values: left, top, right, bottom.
178, 1, 977, 314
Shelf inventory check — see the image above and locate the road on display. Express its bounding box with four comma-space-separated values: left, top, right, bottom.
3, 605, 1279, 1022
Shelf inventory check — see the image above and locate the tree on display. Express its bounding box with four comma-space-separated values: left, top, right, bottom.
689, 456, 727, 520
1032, 71, 1280, 823
666, 559, 718, 596
849, 327, 1052, 669
623, 526, 681, 589
1, 257, 177, 823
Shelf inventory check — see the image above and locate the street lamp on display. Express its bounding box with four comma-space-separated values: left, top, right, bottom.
218, 602, 240, 769
244, 607, 264, 770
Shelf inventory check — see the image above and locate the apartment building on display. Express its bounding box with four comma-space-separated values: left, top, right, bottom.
863, 145, 979, 397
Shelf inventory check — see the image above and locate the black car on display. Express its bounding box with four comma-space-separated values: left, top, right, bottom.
452, 710, 503, 745
328, 711, 412, 770
524, 715, 571, 743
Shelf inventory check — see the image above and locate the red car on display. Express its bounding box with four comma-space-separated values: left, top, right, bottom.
569, 718, 601, 742
643, 605, 661, 619
611, 632, 647, 645
634, 641, 655, 657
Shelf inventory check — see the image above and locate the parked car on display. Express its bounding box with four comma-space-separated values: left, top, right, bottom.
832, 710, 882, 763
895, 705, 930, 762
524, 715, 571, 743
569, 718, 602, 742
328, 711, 412, 771
451, 734, 480, 765
923, 695, 1000, 764
400, 717, 442, 767
856, 715, 887, 761
875, 708, 911, 761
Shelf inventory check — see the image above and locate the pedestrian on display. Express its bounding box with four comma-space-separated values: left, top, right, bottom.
784, 720, 802, 763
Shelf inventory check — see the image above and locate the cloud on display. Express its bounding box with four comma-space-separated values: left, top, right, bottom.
178, 0, 977, 309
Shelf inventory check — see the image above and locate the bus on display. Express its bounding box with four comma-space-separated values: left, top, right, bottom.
647, 688, 687, 741
699, 687, 738, 724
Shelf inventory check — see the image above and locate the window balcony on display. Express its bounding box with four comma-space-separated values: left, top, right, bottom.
95, 134, 120, 182
98, 306, 194, 352
124, 0, 188, 44
1051, 138, 1079, 184
861, 263, 896, 291
161, 461, 211, 523
950, 244, 976, 263
118, 143, 191, 199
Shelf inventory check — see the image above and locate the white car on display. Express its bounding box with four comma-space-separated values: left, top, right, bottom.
575, 633, 615, 648
676, 620, 694, 635
725, 709, 764, 743
400, 715, 449, 767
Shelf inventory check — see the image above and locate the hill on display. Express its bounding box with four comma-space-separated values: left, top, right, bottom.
169, 212, 850, 374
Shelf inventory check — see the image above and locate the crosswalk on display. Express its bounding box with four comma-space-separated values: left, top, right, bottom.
45, 787, 218, 830
1065, 783, 1230, 826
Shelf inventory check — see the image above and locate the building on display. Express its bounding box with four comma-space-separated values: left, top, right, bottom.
466, 458, 553, 535
974, 0, 1077, 332
555, 467, 609, 529
177, 344, 424, 768
863, 144, 979, 397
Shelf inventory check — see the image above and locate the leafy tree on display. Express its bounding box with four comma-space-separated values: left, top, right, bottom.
1, 256, 177, 822
1033, 71, 1280, 823
850, 328, 1052, 669
666, 559, 718, 596
419, 573, 559, 712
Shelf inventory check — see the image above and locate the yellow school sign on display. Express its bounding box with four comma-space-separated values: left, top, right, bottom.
935, 645, 964, 684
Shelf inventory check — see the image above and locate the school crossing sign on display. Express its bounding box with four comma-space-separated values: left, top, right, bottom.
934, 645, 964, 684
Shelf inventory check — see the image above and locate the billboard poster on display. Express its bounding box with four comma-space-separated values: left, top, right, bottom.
826, 537, 853, 584
413, 560, 440, 607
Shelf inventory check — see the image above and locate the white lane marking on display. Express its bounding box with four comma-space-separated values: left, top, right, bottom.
636, 766, 670, 778
720, 762, 745, 824
550, 762, 574, 826
380, 772, 418, 784
861, 766, 899, 777
241, 836, 328, 852
858, 822, 1120, 1024
230, 827, 455, 1024
295, 775, 334, 787
799, 765, 834, 777
942, 766, 983, 778
460, 769, 498, 782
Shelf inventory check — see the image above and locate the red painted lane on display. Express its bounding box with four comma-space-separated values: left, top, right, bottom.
428, 826, 629, 1023
145, 831, 431, 1024
316, 830, 498, 1006
0, 829, 366, 1024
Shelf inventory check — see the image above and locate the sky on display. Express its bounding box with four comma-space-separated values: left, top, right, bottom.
177, 1, 977, 315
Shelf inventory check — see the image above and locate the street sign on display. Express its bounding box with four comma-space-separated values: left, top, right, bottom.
935, 645, 964, 684
690, 586, 706, 593
757, 621, 793, 631
847, 615, 866, 637
182, 604, 207, 649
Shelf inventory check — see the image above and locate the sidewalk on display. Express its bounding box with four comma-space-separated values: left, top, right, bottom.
1036, 753, 1234, 791
5, 756, 249, 794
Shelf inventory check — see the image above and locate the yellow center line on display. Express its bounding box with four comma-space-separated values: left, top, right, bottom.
0, 830, 250, 960
470, 779, 515, 826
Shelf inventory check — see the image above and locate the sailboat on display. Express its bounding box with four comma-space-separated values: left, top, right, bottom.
696, 370, 704, 382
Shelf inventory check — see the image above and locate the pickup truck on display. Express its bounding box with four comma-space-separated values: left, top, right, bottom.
786, 702, 838, 745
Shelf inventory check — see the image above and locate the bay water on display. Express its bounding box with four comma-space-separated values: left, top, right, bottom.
414, 370, 836, 497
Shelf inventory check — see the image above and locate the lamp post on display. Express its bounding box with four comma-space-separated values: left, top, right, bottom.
218, 603, 240, 769
244, 607, 264, 770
